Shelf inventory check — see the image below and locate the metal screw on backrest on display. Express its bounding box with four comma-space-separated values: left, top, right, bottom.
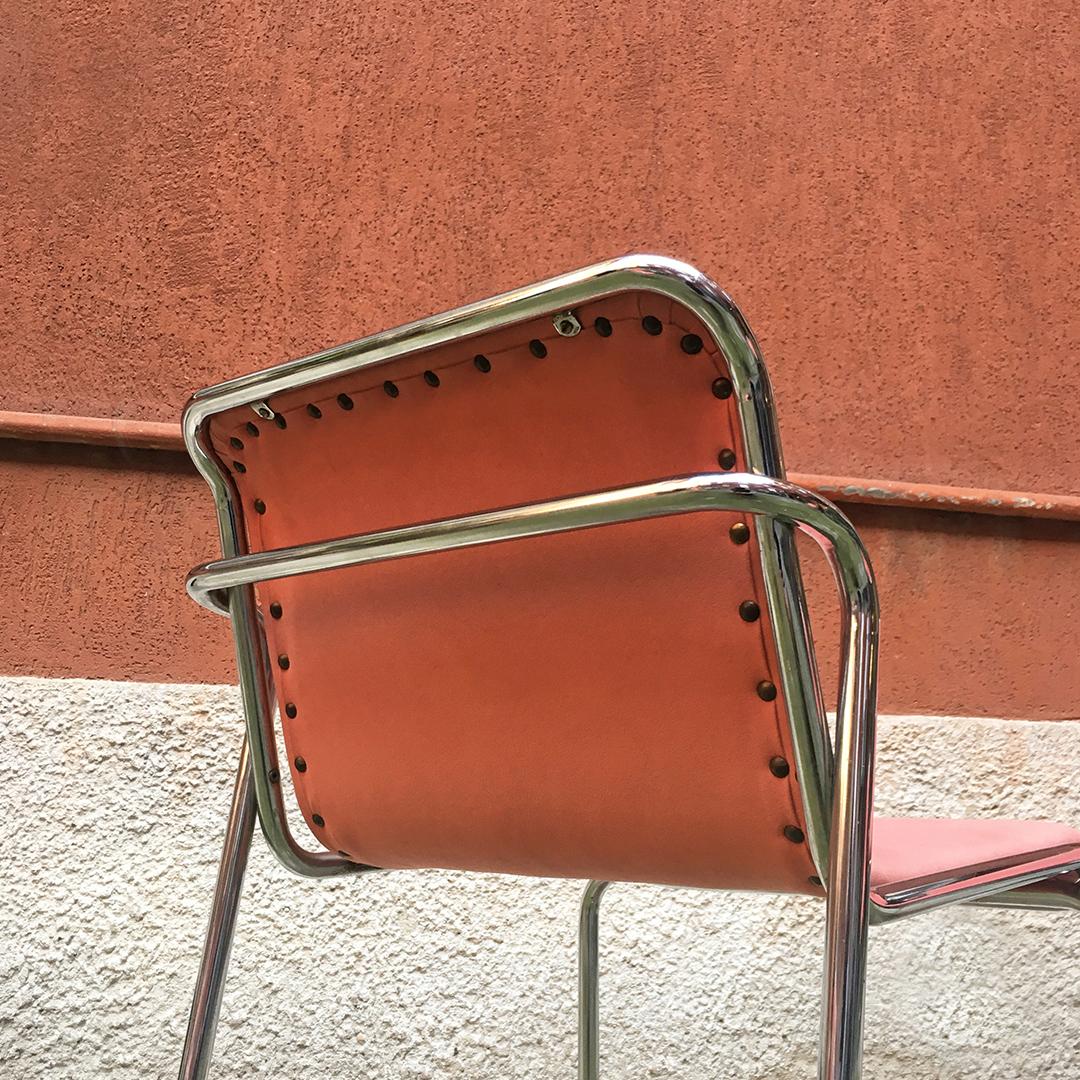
552, 311, 582, 337
250, 401, 276, 420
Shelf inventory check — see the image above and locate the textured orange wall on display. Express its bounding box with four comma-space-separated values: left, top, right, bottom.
4, 442, 1080, 720
2, 2, 1079, 716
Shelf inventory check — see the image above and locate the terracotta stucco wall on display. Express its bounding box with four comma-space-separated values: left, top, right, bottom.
2, 2, 1078, 716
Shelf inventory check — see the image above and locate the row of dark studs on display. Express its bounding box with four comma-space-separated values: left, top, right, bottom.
743, 597, 809, 859
225, 316, 734, 478
659, 322, 808, 860
644, 321, 809, 862
262, 599, 352, 857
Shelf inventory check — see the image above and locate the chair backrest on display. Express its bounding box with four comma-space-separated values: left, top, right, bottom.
196, 260, 828, 894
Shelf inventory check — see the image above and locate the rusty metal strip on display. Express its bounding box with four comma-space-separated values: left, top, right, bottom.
2, 409, 1080, 523
0, 410, 182, 452
799, 474, 1080, 523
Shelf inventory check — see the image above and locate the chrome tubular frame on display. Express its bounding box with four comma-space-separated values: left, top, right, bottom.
178, 256, 863, 1077
178, 742, 257, 1080
179, 255, 1074, 1079
578, 881, 609, 1080
876, 845, 1080, 919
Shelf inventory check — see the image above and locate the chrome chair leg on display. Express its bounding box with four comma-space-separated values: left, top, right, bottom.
178, 741, 257, 1080
818, 875, 870, 1080
578, 880, 610, 1080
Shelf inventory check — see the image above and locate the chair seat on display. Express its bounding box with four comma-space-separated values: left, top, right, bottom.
872, 816, 1080, 899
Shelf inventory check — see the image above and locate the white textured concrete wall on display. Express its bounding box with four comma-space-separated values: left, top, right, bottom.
0, 675, 1077, 1079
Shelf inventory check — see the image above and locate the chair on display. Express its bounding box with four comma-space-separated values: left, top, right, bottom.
177, 255, 1080, 1080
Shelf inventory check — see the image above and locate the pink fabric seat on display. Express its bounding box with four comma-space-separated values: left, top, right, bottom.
872, 817, 1080, 895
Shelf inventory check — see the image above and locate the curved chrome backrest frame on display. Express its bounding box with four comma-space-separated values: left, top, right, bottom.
181, 255, 843, 881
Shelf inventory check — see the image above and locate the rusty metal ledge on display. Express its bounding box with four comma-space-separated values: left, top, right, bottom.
3, 409, 1080, 524
0, 410, 183, 452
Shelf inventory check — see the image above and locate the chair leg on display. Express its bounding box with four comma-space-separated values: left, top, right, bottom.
817, 872, 871, 1080
178, 741, 258, 1080
578, 880, 610, 1080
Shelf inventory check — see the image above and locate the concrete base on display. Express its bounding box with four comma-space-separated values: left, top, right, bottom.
0, 675, 1076, 1078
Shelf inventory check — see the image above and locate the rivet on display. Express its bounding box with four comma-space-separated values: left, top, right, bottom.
383, 380, 399, 398
594, 316, 613, 337
641, 315, 663, 335
681, 333, 703, 354
306, 403, 322, 419
712, 377, 734, 399
337, 393, 354, 411
552, 311, 582, 337
269, 602, 283, 619
277, 653, 290, 670
729, 522, 750, 545
757, 679, 777, 702
718, 448, 737, 470
245, 422, 261, 437
284, 702, 297, 719
268, 767, 281, 784
474, 354, 492, 373
312, 813, 325, 828
769, 756, 790, 778
529, 339, 548, 358
229, 436, 244, 451
739, 600, 761, 623
232, 460, 246, 474
809, 875, 823, 887
423, 370, 440, 387
294, 756, 307, 773
784, 825, 805, 844
274, 414, 288, 429
253, 498, 266, 515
